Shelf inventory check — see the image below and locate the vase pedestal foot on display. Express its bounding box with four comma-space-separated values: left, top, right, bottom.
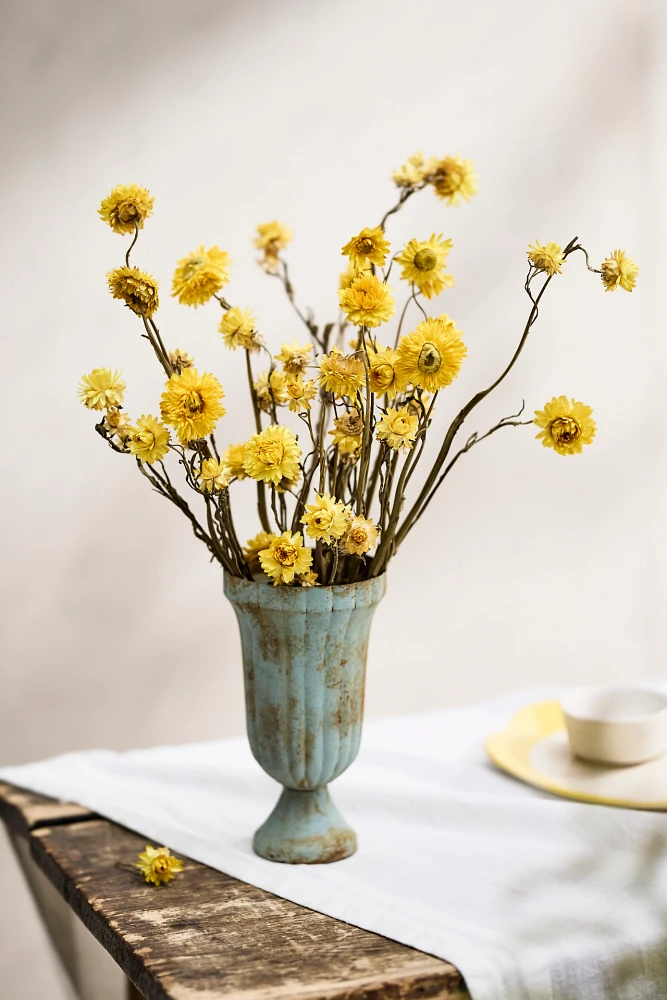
253, 787, 357, 864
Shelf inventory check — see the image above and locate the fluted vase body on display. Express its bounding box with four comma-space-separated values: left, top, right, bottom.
224, 572, 386, 863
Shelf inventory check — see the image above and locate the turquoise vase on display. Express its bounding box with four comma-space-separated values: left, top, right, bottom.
224, 572, 386, 864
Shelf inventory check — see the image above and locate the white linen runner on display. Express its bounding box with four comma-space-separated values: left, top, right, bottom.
3, 687, 667, 1000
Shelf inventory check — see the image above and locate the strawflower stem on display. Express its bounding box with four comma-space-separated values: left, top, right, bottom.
394, 236, 578, 548
245, 350, 271, 533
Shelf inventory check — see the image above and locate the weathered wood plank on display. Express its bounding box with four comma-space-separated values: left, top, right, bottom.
30, 818, 469, 1000
0, 781, 96, 837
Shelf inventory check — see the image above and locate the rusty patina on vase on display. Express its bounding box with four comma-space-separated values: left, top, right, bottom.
224, 572, 386, 864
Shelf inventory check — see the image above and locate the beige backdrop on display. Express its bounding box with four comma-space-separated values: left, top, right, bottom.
1, 0, 664, 995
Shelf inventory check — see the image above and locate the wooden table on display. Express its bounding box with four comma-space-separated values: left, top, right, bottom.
0, 781, 469, 1000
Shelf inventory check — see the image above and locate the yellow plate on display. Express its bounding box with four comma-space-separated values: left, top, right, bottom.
485, 700, 667, 811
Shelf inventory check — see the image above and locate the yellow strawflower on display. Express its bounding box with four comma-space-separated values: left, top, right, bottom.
431, 156, 477, 205
534, 396, 596, 456
395, 234, 454, 299
222, 442, 247, 480
329, 409, 364, 454
367, 346, 402, 400
255, 220, 292, 253
319, 347, 366, 398
339, 273, 395, 328
276, 467, 302, 494
136, 845, 184, 886
527, 241, 565, 276
339, 261, 365, 291
254, 369, 289, 412
395, 315, 466, 393
392, 152, 439, 189
376, 406, 419, 451
243, 531, 276, 573
219, 307, 259, 350
243, 424, 301, 486
78, 367, 126, 410
343, 515, 380, 556
168, 348, 194, 373
160, 368, 226, 443
199, 458, 231, 493
172, 246, 231, 307
255, 221, 292, 273
127, 414, 170, 465
286, 374, 318, 413
259, 531, 313, 586
298, 570, 320, 587
341, 226, 390, 270
600, 250, 639, 293
107, 266, 159, 317
99, 184, 154, 235
300, 493, 350, 545
275, 339, 313, 374
103, 407, 132, 443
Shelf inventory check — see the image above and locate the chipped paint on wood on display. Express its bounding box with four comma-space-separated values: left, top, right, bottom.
225, 574, 386, 864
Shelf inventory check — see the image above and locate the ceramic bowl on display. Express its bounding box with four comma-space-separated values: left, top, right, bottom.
561, 686, 667, 766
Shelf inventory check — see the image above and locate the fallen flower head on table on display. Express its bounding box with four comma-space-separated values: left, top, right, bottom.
136, 845, 184, 886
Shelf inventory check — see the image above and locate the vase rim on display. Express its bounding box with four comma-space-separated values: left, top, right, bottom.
224, 568, 386, 610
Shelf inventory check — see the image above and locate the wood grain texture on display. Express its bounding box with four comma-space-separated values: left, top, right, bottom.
29, 818, 469, 1000
0, 780, 96, 837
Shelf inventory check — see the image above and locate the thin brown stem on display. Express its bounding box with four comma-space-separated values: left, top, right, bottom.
245, 351, 271, 533
394, 235, 579, 549
125, 224, 139, 267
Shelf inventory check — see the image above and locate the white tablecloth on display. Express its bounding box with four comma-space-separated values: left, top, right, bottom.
3, 687, 667, 1000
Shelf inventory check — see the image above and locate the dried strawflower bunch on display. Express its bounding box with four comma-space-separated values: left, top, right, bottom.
81, 166, 638, 587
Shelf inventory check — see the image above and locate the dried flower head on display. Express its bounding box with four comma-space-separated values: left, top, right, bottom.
136, 845, 183, 886
376, 405, 419, 451
99, 184, 154, 235
534, 396, 596, 456
341, 226, 390, 270
127, 414, 170, 465
343, 515, 380, 556
255, 220, 292, 254
219, 307, 259, 350
254, 369, 289, 412
168, 348, 194, 374
367, 346, 401, 400
395, 316, 466, 393
339, 261, 365, 291
160, 368, 226, 443
222, 442, 247, 481
391, 152, 439, 189
243, 531, 276, 573
301, 493, 350, 545
395, 234, 454, 299
298, 570, 320, 587
275, 339, 313, 375
79, 368, 126, 410
319, 347, 366, 398
259, 530, 312, 586
255, 221, 292, 272
103, 407, 132, 443
527, 241, 565, 276
172, 246, 231, 307
243, 424, 301, 485
600, 250, 639, 293
286, 374, 318, 413
199, 458, 231, 493
430, 156, 477, 205
329, 409, 364, 455
107, 266, 159, 317
338, 273, 395, 328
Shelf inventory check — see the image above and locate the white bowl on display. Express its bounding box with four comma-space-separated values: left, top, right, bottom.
561, 686, 667, 766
